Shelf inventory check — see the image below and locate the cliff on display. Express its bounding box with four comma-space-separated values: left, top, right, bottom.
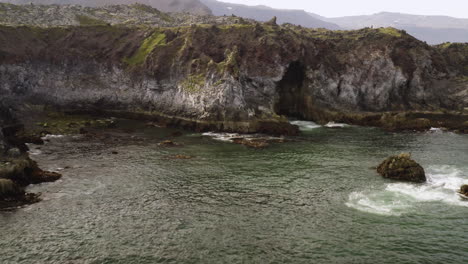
0, 22, 467, 134
0, 3, 245, 27
0, 0, 212, 15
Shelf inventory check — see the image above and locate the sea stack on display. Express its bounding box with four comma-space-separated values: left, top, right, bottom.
377, 153, 426, 183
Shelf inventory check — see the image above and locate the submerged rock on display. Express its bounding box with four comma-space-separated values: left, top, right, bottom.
0, 178, 23, 199
377, 153, 426, 183
233, 138, 270, 149
158, 140, 179, 147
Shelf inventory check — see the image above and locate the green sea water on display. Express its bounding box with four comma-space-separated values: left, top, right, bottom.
1, 120, 467, 263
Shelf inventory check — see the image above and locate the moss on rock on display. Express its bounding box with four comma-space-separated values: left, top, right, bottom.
377, 153, 426, 183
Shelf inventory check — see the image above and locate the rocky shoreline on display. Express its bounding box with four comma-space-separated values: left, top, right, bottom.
0, 4, 468, 208
0, 103, 62, 210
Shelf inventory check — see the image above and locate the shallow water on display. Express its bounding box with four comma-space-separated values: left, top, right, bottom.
1, 120, 467, 263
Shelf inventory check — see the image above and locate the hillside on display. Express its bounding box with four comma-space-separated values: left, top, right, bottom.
0, 0, 212, 15
0, 3, 247, 27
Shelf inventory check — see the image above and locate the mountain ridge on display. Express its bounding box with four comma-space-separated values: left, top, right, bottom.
0, 0, 212, 15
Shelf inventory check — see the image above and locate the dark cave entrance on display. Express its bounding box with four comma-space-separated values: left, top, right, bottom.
275, 61, 307, 119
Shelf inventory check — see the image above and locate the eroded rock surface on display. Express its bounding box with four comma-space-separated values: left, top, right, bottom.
377, 153, 426, 183
0, 5, 467, 134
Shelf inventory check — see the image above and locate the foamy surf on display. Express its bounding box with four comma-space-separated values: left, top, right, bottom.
202, 132, 282, 143
325, 122, 349, 128
289, 120, 321, 130
346, 165, 468, 215
42, 134, 65, 140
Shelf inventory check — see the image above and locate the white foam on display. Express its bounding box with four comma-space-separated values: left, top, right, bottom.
325, 121, 349, 128
202, 132, 282, 143
346, 165, 468, 215
289, 120, 321, 130
28, 148, 42, 156
202, 132, 241, 142
42, 134, 65, 140
346, 191, 411, 216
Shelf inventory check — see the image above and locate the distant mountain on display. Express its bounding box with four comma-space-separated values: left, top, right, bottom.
200, 0, 340, 29
326, 12, 468, 29
326, 12, 468, 44
0, 0, 212, 15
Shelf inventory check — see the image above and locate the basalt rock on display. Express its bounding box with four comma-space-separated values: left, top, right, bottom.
0, 157, 62, 186
459, 185, 468, 196
0, 178, 40, 210
377, 153, 426, 183
0, 11, 467, 134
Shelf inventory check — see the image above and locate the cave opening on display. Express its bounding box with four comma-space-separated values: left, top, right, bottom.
275, 61, 307, 119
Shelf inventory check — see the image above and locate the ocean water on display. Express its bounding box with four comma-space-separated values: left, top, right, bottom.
1, 120, 467, 263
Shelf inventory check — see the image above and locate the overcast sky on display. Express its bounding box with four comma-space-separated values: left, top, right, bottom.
217, 0, 468, 18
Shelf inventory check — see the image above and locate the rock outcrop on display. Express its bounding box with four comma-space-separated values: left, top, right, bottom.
377, 153, 426, 183
0, 5, 467, 134
0, 102, 61, 209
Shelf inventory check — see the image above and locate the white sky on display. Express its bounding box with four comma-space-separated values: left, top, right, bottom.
217, 0, 468, 18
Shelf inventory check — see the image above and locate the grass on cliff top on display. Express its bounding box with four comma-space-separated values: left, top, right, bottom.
377, 27, 403, 37
131, 3, 173, 22
76, 15, 108, 26
124, 31, 167, 66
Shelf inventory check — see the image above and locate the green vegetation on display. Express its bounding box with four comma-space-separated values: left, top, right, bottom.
181, 74, 206, 93
216, 47, 240, 77
124, 32, 167, 66
131, 3, 173, 22
75, 15, 107, 26
378, 27, 403, 37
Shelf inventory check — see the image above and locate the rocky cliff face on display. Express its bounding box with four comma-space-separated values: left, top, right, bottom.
0, 3, 245, 27
0, 0, 212, 15
0, 23, 467, 134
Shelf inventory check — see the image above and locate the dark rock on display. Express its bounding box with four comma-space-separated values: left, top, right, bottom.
158, 140, 179, 147
17, 134, 45, 145
377, 153, 426, 183
265, 16, 277, 26
257, 122, 299, 136
0, 157, 61, 186
171, 131, 183, 137
30, 169, 62, 184
6, 148, 22, 158
459, 185, 468, 195
79, 127, 90, 134
0, 178, 41, 210
0, 179, 24, 199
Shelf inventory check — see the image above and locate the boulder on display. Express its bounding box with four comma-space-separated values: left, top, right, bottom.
0, 179, 24, 199
459, 185, 468, 195
377, 153, 426, 183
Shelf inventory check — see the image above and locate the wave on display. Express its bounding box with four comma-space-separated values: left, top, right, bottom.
346, 165, 468, 216
289, 120, 321, 130
324, 121, 349, 128
202, 132, 282, 143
